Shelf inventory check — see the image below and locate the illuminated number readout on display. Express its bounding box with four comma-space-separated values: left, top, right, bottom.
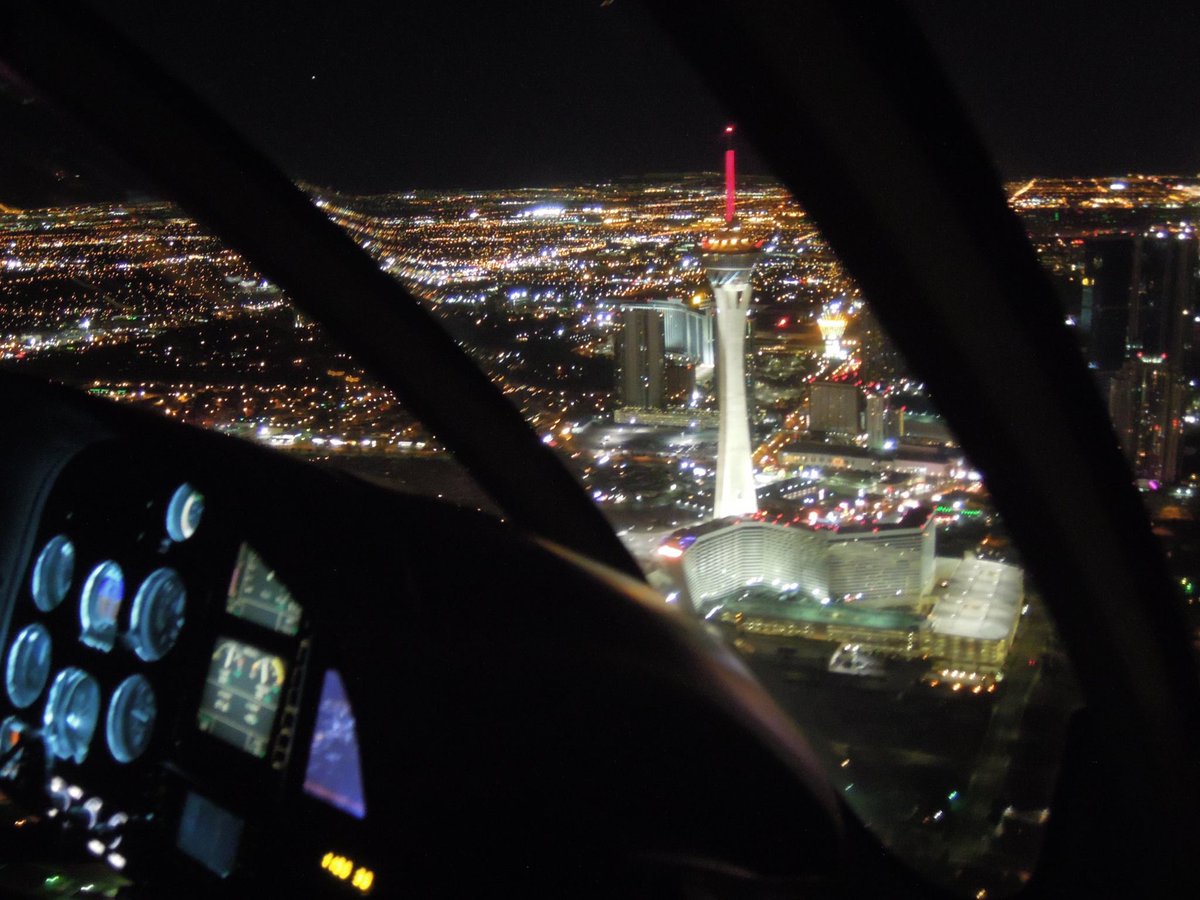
321, 852, 374, 893
196, 638, 286, 758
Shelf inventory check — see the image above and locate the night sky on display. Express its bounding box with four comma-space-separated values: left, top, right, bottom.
906, 0, 1200, 178
4, 1, 1200, 204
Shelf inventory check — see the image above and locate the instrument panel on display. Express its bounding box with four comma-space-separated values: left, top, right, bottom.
0, 442, 370, 893
198, 637, 287, 758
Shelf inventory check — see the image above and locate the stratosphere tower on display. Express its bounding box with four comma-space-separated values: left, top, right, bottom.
701, 125, 761, 519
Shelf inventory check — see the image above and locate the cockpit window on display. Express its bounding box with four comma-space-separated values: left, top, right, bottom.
0, 85, 497, 516
0, 2, 1102, 897
904, 0, 1200, 675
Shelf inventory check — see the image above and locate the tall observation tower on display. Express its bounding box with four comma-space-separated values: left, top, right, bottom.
702, 126, 761, 519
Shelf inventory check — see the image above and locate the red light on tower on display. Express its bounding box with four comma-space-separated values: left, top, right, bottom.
724, 127, 737, 226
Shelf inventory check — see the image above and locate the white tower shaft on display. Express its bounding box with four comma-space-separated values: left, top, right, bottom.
706, 253, 759, 519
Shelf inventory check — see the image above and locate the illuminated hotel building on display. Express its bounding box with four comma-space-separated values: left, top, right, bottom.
676, 513, 935, 609
664, 513, 1020, 678
825, 523, 935, 605
680, 521, 829, 604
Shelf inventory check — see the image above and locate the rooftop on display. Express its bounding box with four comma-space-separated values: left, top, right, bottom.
929, 556, 1024, 641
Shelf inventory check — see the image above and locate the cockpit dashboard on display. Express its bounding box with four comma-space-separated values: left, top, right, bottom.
0, 410, 375, 896
0, 374, 843, 898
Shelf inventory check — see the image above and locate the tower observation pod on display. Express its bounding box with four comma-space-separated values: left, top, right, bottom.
702, 126, 762, 519
816, 311, 848, 360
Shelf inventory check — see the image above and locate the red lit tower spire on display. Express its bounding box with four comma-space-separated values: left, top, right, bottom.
724, 124, 736, 225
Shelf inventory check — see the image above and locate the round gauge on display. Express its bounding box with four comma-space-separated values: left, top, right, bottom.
5, 624, 52, 708
31, 535, 75, 612
129, 568, 186, 662
106, 674, 156, 764
43, 667, 101, 763
166, 483, 204, 542
80, 561, 124, 652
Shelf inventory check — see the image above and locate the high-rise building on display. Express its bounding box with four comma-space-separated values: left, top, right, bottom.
701, 127, 761, 519
809, 381, 861, 438
1082, 236, 1198, 368
614, 299, 714, 422
1113, 355, 1186, 484
826, 520, 936, 604
865, 393, 887, 450
1080, 238, 1137, 371
660, 299, 715, 366
616, 305, 667, 409
1081, 235, 1198, 481
1104, 365, 1135, 453
679, 521, 829, 604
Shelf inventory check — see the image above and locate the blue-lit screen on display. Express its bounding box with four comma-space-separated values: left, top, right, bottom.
303, 670, 366, 819
176, 791, 243, 878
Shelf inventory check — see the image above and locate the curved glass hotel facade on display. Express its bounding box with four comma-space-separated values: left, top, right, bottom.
663, 512, 1021, 684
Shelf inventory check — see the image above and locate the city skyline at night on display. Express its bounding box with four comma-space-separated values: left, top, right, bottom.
4, 170, 1199, 521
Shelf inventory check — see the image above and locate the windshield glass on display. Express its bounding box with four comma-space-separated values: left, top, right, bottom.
0, 92, 496, 515
903, 1, 1200, 648
1, 2, 1096, 897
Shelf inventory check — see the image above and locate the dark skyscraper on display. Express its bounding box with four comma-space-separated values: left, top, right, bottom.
866, 392, 887, 451
614, 299, 714, 424
616, 306, 667, 409
1081, 235, 1198, 482
809, 381, 861, 439
1082, 236, 1199, 368
1080, 239, 1136, 371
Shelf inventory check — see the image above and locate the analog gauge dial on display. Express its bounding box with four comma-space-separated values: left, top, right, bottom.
31, 535, 75, 612
106, 674, 156, 763
249, 653, 286, 692
129, 568, 186, 662
166, 483, 204, 542
43, 667, 101, 763
5, 624, 52, 708
80, 561, 124, 652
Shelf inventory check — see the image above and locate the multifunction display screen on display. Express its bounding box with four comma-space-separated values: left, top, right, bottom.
303, 670, 366, 819
226, 544, 302, 636
197, 637, 286, 758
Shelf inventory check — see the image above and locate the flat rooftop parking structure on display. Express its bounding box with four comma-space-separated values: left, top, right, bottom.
929, 557, 1024, 642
